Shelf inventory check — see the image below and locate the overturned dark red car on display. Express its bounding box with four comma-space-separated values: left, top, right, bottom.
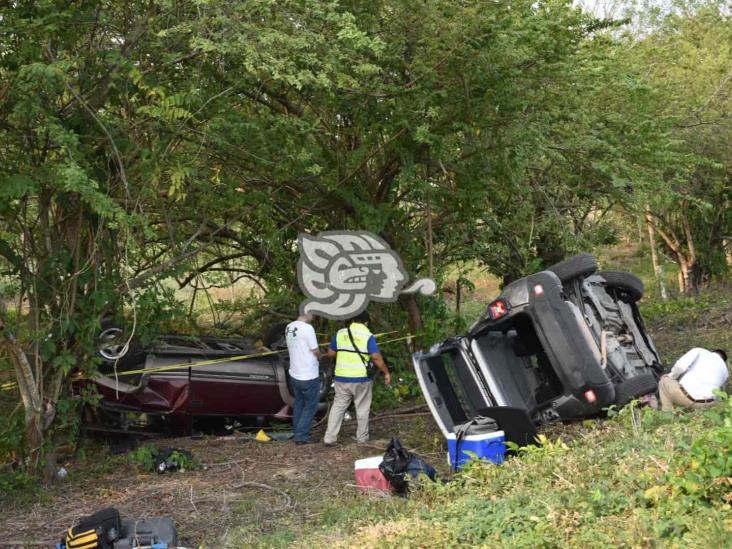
75, 325, 332, 435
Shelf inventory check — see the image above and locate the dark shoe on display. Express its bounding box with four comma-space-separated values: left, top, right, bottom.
323, 441, 339, 447
295, 439, 317, 445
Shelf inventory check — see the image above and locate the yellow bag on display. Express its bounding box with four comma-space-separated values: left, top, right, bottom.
66, 527, 100, 549
64, 507, 120, 549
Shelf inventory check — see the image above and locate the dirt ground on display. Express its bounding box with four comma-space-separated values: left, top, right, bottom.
0, 408, 444, 547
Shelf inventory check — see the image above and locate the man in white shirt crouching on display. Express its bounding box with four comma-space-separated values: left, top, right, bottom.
659, 348, 729, 411
285, 313, 321, 444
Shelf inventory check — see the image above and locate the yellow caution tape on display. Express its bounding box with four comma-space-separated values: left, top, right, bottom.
0, 333, 421, 387
107, 333, 419, 379
110, 348, 285, 378
318, 329, 400, 338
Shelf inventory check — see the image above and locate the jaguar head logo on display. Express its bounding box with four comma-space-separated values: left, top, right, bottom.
297, 231, 435, 320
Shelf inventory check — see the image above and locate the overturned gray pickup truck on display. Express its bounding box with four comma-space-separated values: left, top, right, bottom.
414, 254, 662, 436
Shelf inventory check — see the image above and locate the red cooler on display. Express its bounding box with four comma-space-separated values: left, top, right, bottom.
354, 456, 393, 493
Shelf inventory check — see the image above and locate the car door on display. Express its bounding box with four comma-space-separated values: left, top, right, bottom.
187, 339, 283, 417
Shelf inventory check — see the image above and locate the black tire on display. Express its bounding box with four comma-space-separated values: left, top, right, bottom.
598, 270, 644, 302
263, 322, 289, 349
100, 314, 116, 331
547, 253, 599, 282
614, 373, 658, 406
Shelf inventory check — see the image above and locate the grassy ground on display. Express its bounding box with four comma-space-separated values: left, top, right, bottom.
287, 401, 732, 548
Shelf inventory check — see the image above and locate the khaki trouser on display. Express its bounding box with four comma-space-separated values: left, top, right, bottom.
658, 376, 717, 412
323, 380, 373, 444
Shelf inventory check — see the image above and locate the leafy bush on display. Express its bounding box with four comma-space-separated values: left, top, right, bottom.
0, 404, 23, 464
372, 370, 424, 411
128, 445, 197, 473
0, 471, 41, 502
647, 392, 732, 506
129, 445, 159, 472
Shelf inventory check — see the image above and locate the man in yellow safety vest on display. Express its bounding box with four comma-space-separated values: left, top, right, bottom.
323, 310, 391, 445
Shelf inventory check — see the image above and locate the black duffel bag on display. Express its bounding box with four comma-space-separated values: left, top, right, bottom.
65, 507, 121, 549
379, 437, 436, 494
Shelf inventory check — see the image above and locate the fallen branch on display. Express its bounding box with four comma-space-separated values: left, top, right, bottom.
370, 411, 432, 423
374, 403, 428, 416
189, 484, 198, 514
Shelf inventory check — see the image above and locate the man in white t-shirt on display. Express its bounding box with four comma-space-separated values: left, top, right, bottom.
285, 313, 321, 444
659, 348, 729, 411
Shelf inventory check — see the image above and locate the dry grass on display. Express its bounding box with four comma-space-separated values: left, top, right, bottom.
0, 410, 443, 547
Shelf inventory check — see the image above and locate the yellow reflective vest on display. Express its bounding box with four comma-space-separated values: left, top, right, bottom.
334, 322, 373, 380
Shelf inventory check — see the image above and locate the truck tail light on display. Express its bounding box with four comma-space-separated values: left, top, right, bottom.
488, 299, 509, 320
584, 389, 597, 404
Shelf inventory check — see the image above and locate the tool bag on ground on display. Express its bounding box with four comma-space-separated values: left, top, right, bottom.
379, 437, 436, 494
114, 517, 178, 549
451, 415, 499, 471
64, 507, 121, 549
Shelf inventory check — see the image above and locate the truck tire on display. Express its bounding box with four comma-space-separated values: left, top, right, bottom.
614, 373, 658, 406
598, 270, 644, 302
547, 253, 599, 282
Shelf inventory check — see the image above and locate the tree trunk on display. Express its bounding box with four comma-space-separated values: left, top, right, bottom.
0, 308, 44, 473
677, 270, 685, 294
646, 210, 698, 295
399, 293, 422, 361
426, 191, 434, 281
644, 207, 667, 300
455, 278, 462, 317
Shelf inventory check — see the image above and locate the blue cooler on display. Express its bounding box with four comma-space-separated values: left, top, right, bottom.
446, 429, 506, 469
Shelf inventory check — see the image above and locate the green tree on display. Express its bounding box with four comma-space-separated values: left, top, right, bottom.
628, 4, 732, 292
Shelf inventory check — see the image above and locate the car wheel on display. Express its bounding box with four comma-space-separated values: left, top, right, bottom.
98, 327, 130, 361
263, 322, 289, 349
318, 366, 333, 400
598, 270, 644, 302
614, 373, 658, 406
547, 253, 599, 282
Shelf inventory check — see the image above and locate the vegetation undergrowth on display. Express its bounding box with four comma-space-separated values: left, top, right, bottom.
271, 400, 732, 549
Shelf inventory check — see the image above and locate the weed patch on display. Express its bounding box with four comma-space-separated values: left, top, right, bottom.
290, 403, 732, 548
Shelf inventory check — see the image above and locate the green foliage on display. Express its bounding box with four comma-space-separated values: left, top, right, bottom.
128, 445, 159, 473
653, 393, 732, 505
0, 471, 42, 503
0, 405, 24, 464
128, 445, 197, 473
165, 449, 197, 472
371, 370, 423, 411
641, 294, 714, 323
